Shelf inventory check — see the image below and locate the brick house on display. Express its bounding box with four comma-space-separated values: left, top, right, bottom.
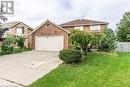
60, 19, 108, 33
31, 19, 108, 51
1, 22, 34, 48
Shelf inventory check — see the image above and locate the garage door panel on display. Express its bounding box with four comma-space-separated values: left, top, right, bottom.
35, 36, 64, 51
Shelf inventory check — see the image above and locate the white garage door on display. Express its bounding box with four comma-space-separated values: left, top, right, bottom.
35, 36, 64, 51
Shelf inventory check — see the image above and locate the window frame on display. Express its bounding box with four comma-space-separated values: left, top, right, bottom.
16, 27, 24, 35
90, 25, 100, 31
74, 26, 84, 31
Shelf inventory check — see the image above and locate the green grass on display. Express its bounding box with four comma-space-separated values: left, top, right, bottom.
28, 52, 130, 87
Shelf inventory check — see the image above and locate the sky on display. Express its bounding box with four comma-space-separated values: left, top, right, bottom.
5, 0, 130, 30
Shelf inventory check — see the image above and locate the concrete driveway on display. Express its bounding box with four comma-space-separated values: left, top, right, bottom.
0, 51, 62, 87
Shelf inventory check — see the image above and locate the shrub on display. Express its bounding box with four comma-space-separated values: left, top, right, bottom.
3, 35, 25, 49
13, 48, 22, 53
70, 30, 92, 54
90, 33, 101, 50
0, 52, 2, 56
16, 36, 25, 49
59, 49, 82, 64
4, 35, 17, 47
1, 45, 13, 55
24, 48, 32, 51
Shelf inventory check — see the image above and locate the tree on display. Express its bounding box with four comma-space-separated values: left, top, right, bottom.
116, 11, 130, 42
0, 5, 8, 39
90, 33, 102, 49
99, 28, 117, 52
16, 36, 25, 49
70, 30, 92, 54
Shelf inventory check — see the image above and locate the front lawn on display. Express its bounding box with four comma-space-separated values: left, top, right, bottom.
28, 52, 130, 87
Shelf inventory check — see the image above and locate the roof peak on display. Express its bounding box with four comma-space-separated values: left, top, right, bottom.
73, 18, 107, 22
1, 21, 34, 30
31, 19, 69, 35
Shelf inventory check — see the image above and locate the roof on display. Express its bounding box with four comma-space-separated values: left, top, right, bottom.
60, 19, 108, 27
1, 22, 20, 28
1, 21, 34, 30
30, 19, 69, 35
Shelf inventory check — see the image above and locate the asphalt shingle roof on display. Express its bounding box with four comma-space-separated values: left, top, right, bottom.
1, 22, 20, 28
0, 22, 34, 30
60, 19, 108, 27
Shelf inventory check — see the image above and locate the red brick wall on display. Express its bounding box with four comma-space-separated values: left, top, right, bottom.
62, 24, 106, 33
31, 21, 69, 49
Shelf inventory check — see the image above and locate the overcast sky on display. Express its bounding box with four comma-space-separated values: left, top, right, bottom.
6, 0, 130, 30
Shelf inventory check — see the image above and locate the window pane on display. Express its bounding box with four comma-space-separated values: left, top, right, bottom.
16, 28, 23, 35
90, 25, 100, 31
74, 26, 83, 31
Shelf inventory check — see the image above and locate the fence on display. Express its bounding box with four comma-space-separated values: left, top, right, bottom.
116, 42, 130, 52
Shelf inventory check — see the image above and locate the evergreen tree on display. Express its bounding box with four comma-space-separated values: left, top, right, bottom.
0, 5, 8, 39
116, 11, 130, 42
99, 28, 117, 52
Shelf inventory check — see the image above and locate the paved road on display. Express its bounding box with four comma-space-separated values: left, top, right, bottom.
0, 51, 62, 87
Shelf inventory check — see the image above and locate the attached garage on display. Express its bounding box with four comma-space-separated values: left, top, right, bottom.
31, 20, 69, 51
35, 36, 64, 51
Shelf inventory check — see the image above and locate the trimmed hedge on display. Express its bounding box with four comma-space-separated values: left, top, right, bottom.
1, 45, 13, 55
0, 46, 32, 56
59, 49, 82, 64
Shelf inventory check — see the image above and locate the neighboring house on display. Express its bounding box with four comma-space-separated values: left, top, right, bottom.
30, 19, 108, 51
1, 22, 34, 48
60, 19, 108, 33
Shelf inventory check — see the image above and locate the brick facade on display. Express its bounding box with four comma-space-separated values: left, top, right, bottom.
31, 21, 69, 49
62, 24, 106, 33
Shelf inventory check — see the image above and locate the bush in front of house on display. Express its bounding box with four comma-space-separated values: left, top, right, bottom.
69, 30, 92, 54
1, 45, 13, 55
13, 48, 32, 53
0, 35, 31, 56
13, 48, 22, 53
0, 46, 32, 56
3, 35, 25, 49
0, 45, 22, 55
59, 49, 82, 64
16, 36, 25, 49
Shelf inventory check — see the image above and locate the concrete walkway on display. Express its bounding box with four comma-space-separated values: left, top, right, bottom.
0, 51, 62, 86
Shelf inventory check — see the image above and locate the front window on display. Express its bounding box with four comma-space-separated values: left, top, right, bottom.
74, 26, 83, 31
16, 27, 24, 35
90, 25, 100, 31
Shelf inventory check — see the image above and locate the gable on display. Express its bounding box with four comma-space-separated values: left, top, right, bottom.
15, 22, 33, 31
1, 22, 19, 29
1, 22, 33, 31
31, 21, 68, 36
31, 20, 69, 35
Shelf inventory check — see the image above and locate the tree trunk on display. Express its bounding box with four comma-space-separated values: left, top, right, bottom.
81, 45, 88, 55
